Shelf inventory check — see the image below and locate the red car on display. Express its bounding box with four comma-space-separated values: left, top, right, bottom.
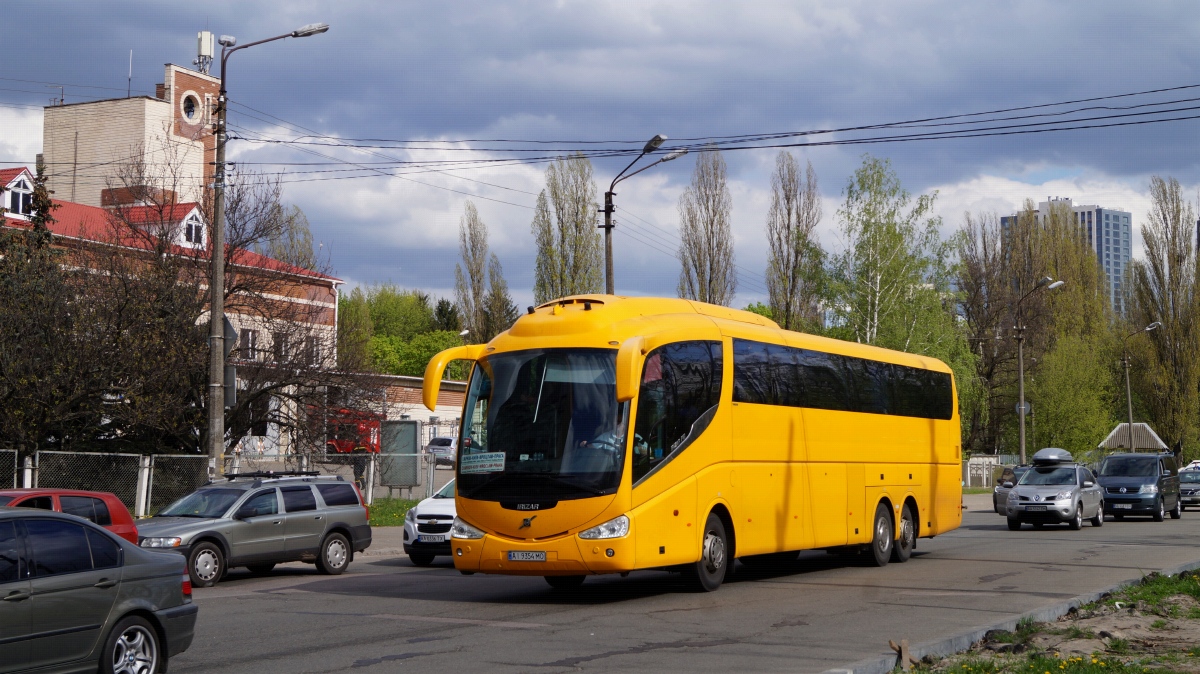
0, 488, 139, 543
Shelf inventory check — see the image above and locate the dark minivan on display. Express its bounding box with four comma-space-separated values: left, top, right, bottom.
1097, 452, 1181, 521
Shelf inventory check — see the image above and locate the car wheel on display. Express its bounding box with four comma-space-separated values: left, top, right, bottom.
408, 553, 436, 567
544, 575, 586, 589
188, 541, 224, 588
1153, 498, 1166, 522
1091, 502, 1104, 527
869, 502, 893, 567
684, 511, 729, 591
1069, 503, 1083, 530
1171, 499, 1182, 519
891, 502, 916, 563
1007, 517, 1022, 531
102, 615, 160, 674
317, 533, 351, 575
246, 563, 276, 575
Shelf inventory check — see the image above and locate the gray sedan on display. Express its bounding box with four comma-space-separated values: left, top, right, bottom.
1005, 460, 1104, 530
0, 507, 196, 673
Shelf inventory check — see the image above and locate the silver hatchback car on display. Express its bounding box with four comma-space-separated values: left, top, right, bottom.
1005, 448, 1105, 530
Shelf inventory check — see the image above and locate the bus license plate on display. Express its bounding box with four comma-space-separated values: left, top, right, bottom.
419, 535, 446, 543
1113, 503, 1133, 509
508, 551, 546, 562
1026, 505, 1047, 512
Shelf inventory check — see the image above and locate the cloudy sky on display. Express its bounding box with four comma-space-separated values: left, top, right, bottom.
4, 1, 1200, 308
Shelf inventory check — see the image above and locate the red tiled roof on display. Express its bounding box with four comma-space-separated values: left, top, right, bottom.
0, 167, 31, 186
3, 197, 340, 283
116, 203, 199, 226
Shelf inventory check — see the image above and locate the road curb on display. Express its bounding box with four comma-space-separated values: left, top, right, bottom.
821, 556, 1200, 674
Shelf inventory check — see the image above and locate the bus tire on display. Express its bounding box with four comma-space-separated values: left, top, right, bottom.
685, 511, 729, 591
869, 502, 893, 567
891, 502, 916, 563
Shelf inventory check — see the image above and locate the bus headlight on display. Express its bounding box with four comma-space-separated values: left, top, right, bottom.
578, 515, 629, 540
451, 517, 485, 540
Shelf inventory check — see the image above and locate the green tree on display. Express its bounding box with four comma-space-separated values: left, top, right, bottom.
1028, 334, 1119, 460
532, 153, 603, 303
433, 298, 461, 332
1129, 176, 1200, 459
366, 284, 433, 341
337, 287, 373, 370
677, 149, 736, 306
483, 253, 519, 340
765, 151, 823, 330
743, 301, 774, 320
256, 204, 321, 271
455, 201, 489, 339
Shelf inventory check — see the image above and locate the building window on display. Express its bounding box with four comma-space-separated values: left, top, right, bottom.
240, 329, 259, 361
248, 394, 270, 437
302, 336, 320, 367
8, 178, 32, 216
184, 214, 204, 245
272, 332, 289, 362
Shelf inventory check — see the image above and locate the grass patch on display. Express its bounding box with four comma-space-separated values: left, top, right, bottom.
1101, 571, 1200, 610
1106, 638, 1128, 655
964, 487, 995, 495
369, 498, 420, 527
1149, 618, 1168, 630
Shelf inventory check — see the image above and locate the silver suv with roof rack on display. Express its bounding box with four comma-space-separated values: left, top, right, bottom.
1004, 448, 1104, 531
136, 471, 372, 587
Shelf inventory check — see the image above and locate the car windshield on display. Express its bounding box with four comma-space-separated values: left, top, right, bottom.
1182, 472, 1200, 484
158, 488, 244, 518
430, 438, 451, 447
434, 480, 455, 499
457, 348, 626, 501
1098, 457, 1157, 477
1019, 466, 1077, 486
0, 496, 11, 506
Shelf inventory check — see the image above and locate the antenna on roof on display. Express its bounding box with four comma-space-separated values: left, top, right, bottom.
127, 50, 132, 98
195, 31, 215, 75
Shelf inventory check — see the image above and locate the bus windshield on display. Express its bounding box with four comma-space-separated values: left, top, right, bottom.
457, 348, 626, 501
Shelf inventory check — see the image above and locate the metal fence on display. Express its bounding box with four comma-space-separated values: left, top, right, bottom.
37, 451, 142, 510
0, 450, 15, 488
147, 455, 208, 513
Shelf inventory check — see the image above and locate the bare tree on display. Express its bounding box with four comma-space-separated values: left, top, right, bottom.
677, 149, 736, 306
765, 152, 822, 330
455, 201, 489, 340
1129, 176, 1200, 456
532, 153, 603, 303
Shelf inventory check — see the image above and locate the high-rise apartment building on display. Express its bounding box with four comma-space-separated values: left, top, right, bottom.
1001, 197, 1133, 315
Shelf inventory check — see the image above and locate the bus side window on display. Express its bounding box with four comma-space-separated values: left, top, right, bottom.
632, 341, 722, 484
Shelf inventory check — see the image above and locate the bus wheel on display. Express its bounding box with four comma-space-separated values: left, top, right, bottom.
544, 575, 586, 590
891, 503, 916, 563
869, 502, 893, 567
686, 512, 729, 591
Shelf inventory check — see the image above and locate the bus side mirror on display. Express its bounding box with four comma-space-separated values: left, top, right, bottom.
423, 344, 487, 411
616, 337, 645, 403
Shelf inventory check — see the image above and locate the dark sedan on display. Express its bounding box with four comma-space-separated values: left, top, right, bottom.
1180, 470, 1200, 511
0, 507, 197, 673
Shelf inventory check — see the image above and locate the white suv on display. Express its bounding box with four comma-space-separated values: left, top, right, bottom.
403, 479, 455, 566
425, 437, 457, 467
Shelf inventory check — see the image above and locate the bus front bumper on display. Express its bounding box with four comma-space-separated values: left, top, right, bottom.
450, 532, 634, 576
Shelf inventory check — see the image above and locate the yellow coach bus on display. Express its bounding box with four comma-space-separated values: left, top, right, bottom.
422, 295, 962, 591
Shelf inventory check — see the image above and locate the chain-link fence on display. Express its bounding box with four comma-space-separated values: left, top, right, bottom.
0, 450, 16, 488
147, 455, 208, 515
36, 451, 142, 511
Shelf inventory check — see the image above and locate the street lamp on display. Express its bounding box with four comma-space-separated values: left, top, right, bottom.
599, 135, 688, 295
1121, 321, 1161, 452
1014, 276, 1064, 465
207, 23, 329, 478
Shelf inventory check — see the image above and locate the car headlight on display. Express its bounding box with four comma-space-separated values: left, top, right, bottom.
405, 508, 416, 523
140, 537, 182, 548
1055, 490, 1074, 501
578, 515, 630, 540
450, 517, 485, 540
1007, 491, 1018, 503
1140, 484, 1159, 494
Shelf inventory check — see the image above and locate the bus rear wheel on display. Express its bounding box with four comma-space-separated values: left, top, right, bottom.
869, 502, 893, 567
685, 511, 729, 592
891, 502, 916, 563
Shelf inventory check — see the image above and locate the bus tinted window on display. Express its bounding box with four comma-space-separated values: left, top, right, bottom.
732, 338, 952, 420
633, 341, 723, 484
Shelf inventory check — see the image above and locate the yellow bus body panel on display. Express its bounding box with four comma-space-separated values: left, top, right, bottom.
439, 295, 963, 577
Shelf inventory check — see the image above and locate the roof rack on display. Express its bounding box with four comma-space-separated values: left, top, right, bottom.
223, 470, 321, 480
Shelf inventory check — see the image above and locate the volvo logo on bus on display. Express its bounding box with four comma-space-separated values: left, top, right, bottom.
519, 515, 537, 529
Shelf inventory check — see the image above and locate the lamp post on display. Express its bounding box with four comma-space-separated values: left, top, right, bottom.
1121, 321, 1161, 452
1015, 276, 1064, 465
599, 135, 688, 295
207, 23, 329, 478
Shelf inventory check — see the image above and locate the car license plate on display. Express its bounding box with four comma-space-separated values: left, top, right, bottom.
1113, 503, 1133, 509
508, 551, 546, 562
418, 535, 446, 543
1026, 505, 1047, 512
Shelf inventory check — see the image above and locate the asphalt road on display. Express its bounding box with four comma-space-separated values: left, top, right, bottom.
172, 495, 1200, 673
